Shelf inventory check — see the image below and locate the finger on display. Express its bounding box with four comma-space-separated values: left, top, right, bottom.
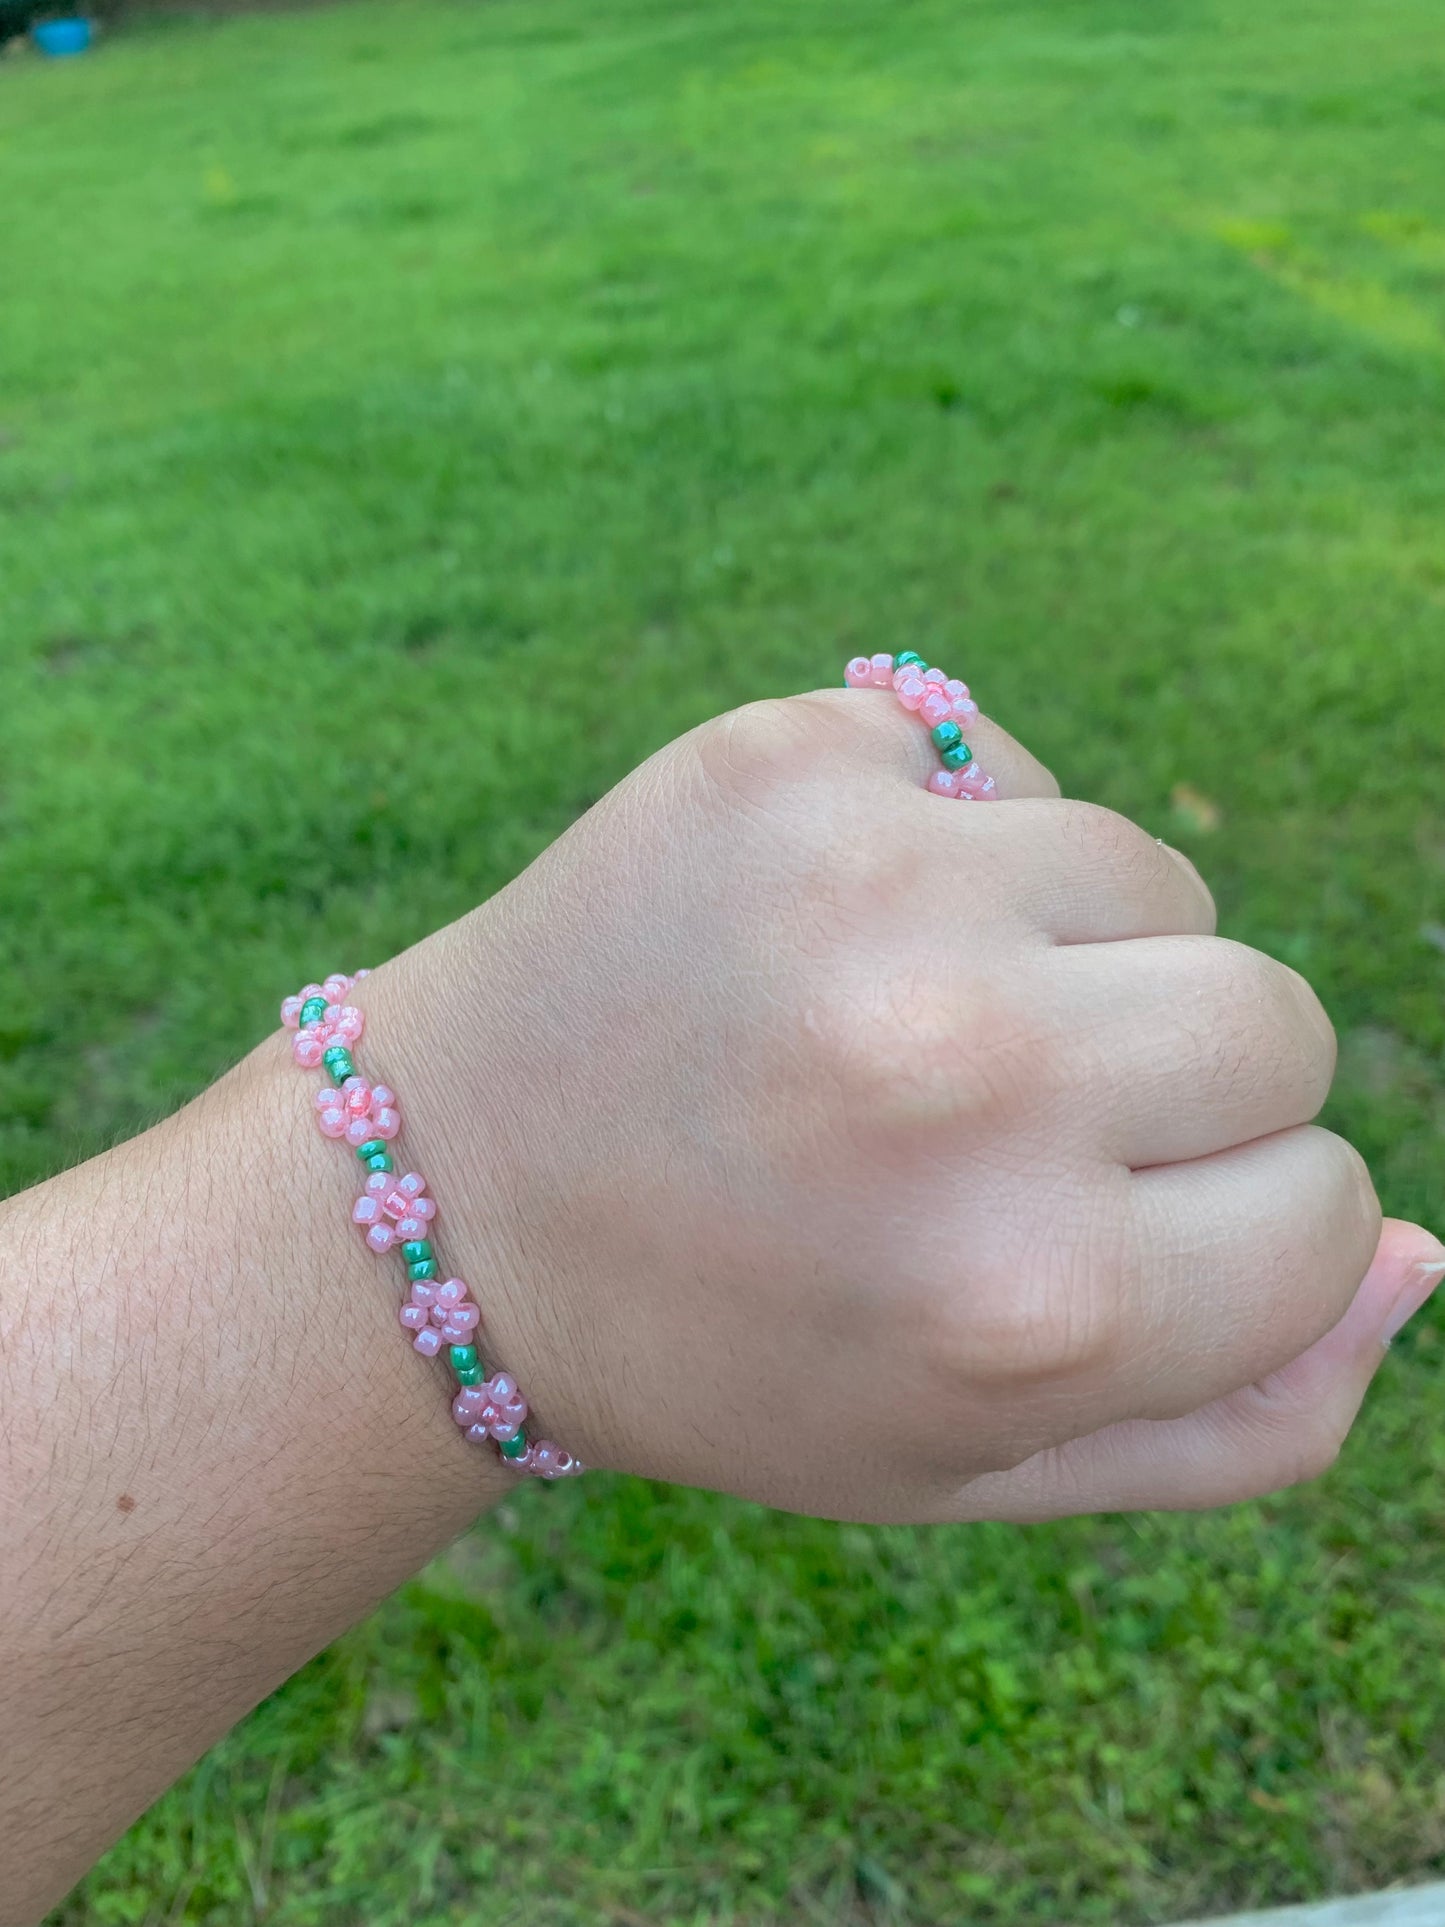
1102, 1124, 1383, 1425
931, 798, 1216, 943
942, 1219, 1445, 1520
1044, 935, 1335, 1167
802, 685, 1061, 802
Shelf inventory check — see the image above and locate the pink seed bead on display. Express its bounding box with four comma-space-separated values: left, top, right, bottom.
928, 769, 961, 797
844, 657, 873, 688
951, 697, 979, 726
345, 1117, 375, 1148
293, 1034, 324, 1068
531, 1441, 560, 1476
409, 1279, 438, 1310
435, 1279, 466, 1312
895, 674, 927, 711
371, 1085, 396, 1111
373, 1108, 401, 1140
298, 982, 324, 1003
400, 1303, 429, 1333
281, 995, 304, 1029
922, 666, 947, 686
395, 1213, 432, 1242
944, 678, 969, 701
381, 1187, 412, 1220
919, 690, 952, 728
364, 1172, 389, 1197
398, 1172, 425, 1198
322, 974, 351, 1002
453, 1388, 486, 1425
491, 1417, 522, 1442
868, 652, 894, 688
333, 1008, 364, 1042
440, 1308, 480, 1341
318, 1105, 348, 1139
464, 1424, 493, 1446
488, 1371, 518, 1403
412, 1327, 443, 1357
366, 1223, 395, 1253
550, 1448, 576, 1476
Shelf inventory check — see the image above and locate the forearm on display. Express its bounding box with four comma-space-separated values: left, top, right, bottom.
0, 979, 508, 1925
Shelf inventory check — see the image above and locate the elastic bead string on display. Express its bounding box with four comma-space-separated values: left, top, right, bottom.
842, 651, 999, 799
280, 973, 582, 1481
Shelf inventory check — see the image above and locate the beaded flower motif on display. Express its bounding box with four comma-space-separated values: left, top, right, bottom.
353, 1169, 436, 1253
400, 1276, 482, 1353
281, 974, 367, 1069
315, 1076, 400, 1148
452, 1372, 529, 1442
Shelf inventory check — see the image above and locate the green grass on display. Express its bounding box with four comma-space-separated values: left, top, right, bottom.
5, 0, 1445, 1918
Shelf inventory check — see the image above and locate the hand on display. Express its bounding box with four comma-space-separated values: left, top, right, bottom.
363, 691, 1444, 1522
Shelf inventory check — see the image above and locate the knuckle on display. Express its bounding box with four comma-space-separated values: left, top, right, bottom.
924, 1231, 1123, 1394
1055, 801, 1217, 928
1314, 1129, 1381, 1249
810, 973, 1055, 1146
691, 697, 829, 807
1298, 1413, 1349, 1483
1264, 1395, 1349, 1489
1163, 844, 1218, 934
1214, 941, 1339, 1106
1055, 799, 1166, 878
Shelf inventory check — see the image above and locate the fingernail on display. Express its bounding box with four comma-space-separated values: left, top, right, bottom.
1382, 1238, 1445, 1345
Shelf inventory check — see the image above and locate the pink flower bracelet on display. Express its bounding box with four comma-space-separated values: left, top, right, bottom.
281, 973, 582, 1480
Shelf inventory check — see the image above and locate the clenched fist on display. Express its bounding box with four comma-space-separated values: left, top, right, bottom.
361, 689, 1444, 1521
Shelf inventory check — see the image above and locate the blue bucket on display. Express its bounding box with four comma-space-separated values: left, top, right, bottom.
33, 16, 93, 54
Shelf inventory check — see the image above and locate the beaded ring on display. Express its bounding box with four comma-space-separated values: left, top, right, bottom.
843, 650, 998, 800
281, 973, 582, 1480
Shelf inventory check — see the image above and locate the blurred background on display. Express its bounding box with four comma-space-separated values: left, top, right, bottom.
5, 0, 1445, 1921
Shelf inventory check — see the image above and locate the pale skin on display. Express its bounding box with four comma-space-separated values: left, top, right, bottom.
2, 692, 1441, 1925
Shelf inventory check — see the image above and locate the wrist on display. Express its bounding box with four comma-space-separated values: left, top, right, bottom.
333, 919, 596, 1476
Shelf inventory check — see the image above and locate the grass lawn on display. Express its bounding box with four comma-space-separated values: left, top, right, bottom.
5, 0, 1445, 1919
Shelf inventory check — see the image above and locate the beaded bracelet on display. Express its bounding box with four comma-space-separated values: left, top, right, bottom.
843, 650, 998, 799
281, 974, 582, 1480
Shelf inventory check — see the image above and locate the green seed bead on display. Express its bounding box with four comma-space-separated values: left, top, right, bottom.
401, 1239, 433, 1266
299, 996, 328, 1027
499, 1430, 528, 1460
355, 1138, 386, 1162
407, 1258, 438, 1283
365, 1152, 393, 1174
895, 650, 926, 670
323, 1047, 354, 1084
449, 1344, 479, 1374
454, 1365, 485, 1388
940, 742, 974, 773
931, 720, 963, 753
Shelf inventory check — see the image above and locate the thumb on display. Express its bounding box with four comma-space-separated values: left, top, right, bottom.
948, 1218, 1445, 1521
